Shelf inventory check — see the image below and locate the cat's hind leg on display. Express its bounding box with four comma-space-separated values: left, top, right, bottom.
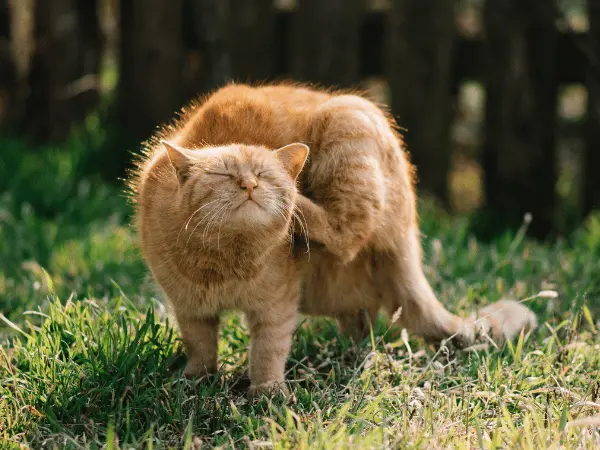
298, 99, 392, 264
376, 231, 537, 347
336, 307, 379, 343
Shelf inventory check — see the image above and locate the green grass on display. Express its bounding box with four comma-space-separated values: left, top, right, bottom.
1, 137, 599, 449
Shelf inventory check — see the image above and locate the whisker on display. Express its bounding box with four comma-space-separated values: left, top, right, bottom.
293, 205, 311, 256
185, 201, 228, 250
268, 202, 296, 255
176, 198, 222, 244
217, 200, 234, 252
201, 202, 230, 250
266, 196, 311, 257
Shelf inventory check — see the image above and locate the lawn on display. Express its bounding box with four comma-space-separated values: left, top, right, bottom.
1, 137, 599, 449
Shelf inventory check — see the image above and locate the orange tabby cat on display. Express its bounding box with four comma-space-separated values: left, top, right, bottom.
130, 83, 537, 397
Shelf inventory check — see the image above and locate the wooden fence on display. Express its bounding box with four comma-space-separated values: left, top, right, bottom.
0, 0, 599, 237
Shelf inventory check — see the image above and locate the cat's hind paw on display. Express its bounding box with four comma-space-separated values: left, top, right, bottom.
475, 299, 538, 345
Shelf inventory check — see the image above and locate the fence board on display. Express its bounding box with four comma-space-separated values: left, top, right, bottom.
292, 0, 364, 87
21, 0, 98, 141
118, 0, 184, 141
272, 11, 589, 88
586, 0, 600, 215
482, 0, 558, 237
183, 0, 230, 96
389, 0, 455, 204
229, 0, 276, 83
0, 0, 15, 126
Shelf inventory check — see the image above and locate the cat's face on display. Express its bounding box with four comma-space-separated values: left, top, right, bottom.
163, 141, 308, 248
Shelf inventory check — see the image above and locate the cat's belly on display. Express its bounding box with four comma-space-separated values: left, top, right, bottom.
297, 248, 379, 317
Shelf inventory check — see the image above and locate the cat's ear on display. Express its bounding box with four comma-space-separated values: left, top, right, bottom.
274, 143, 309, 180
162, 140, 192, 183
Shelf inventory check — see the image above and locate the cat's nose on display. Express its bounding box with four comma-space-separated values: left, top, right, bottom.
240, 177, 258, 196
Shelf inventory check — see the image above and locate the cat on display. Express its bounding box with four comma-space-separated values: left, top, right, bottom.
129, 83, 537, 397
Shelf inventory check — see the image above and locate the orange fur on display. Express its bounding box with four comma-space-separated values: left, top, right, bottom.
128, 83, 537, 397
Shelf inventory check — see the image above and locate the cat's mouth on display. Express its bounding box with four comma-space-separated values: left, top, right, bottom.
231, 195, 289, 225
235, 197, 264, 212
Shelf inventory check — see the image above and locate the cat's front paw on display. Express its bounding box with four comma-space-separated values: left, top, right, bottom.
183, 360, 216, 379
248, 381, 289, 400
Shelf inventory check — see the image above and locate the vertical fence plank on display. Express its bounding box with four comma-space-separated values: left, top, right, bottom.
585, 0, 600, 215
75, 0, 103, 114
184, 0, 230, 96
482, 0, 558, 237
0, 0, 15, 127
293, 0, 364, 87
228, 0, 275, 83
118, 0, 183, 141
389, 0, 456, 206
22, 0, 93, 141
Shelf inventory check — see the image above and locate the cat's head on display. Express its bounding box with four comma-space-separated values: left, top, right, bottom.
161, 140, 308, 250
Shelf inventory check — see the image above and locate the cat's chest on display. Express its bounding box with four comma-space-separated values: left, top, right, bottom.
190, 276, 274, 316
197, 282, 248, 312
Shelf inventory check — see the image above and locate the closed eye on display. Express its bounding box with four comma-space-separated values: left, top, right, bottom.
206, 171, 233, 177
256, 171, 270, 178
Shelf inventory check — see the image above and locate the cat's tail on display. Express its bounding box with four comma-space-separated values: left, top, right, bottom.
381, 230, 538, 349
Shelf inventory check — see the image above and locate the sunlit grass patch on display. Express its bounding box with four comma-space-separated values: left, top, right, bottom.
1, 138, 599, 448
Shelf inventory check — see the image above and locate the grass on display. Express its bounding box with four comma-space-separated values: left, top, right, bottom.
1, 136, 599, 449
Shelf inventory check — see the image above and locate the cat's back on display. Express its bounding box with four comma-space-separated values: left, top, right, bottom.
177, 84, 331, 149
